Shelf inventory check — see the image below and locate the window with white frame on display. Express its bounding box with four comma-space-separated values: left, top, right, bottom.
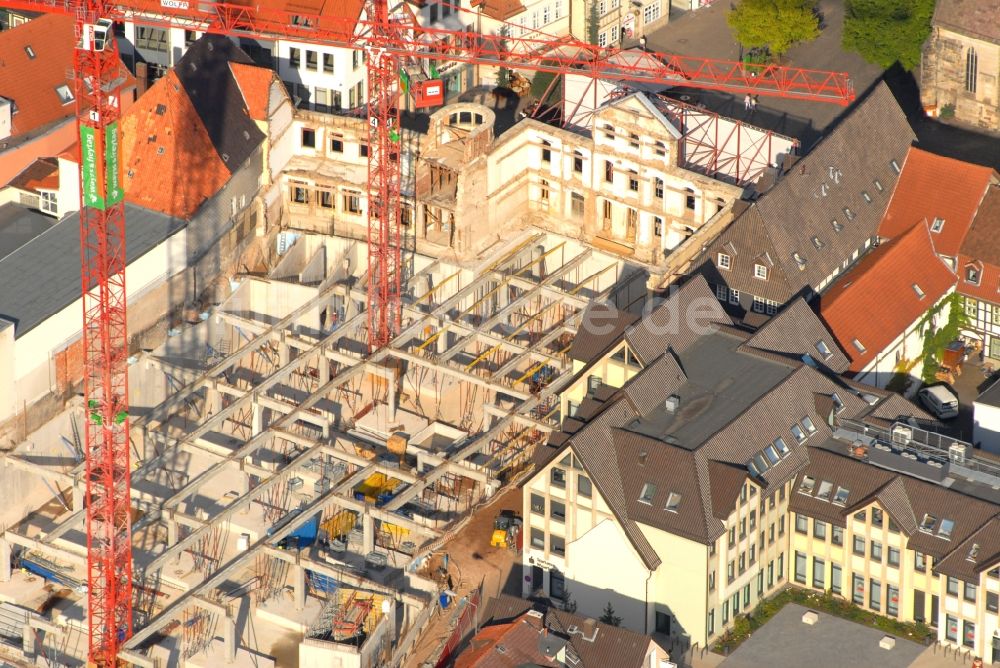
39, 191, 57, 215
754, 263, 767, 279
717, 253, 731, 270
610, 25, 619, 43
643, 1, 661, 23
729, 289, 740, 305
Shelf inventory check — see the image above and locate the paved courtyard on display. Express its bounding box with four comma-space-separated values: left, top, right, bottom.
718, 603, 926, 668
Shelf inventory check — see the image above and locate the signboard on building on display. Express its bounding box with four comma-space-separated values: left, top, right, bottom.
80, 122, 123, 210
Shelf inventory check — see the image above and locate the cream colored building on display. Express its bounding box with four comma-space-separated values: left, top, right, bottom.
520, 277, 932, 648
486, 93, 742, 264
920, 0, 1000, 131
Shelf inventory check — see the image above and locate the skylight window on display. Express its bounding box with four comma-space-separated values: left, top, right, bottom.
852, 339, 866, 354
873, 179, 883, 192
763, 445, 780, 465
938, 518, 955, 540
862, 191, 872, 203
931, 217, 945, 233
843, 207, 855, 221
968, 543, 980, 562
791, 423, 806, 443
816, 480, 833, 501
812, 236, 824, 250
793, 252, 807, 270
753, 452, 769, 473
665, 492, 681, 513
24, 45, 35, 59
833, 486, 849, 505
831, 392, 845, 412
913, 283, 925, 299
639, 482, 656, 504
55, 85, 73, 104
919, 513, 937, 533
774, 436, 790, 457
890, 159, 901, 174
815, 340, 833, 359
748, 460, 761, 478
802, 416, 817, 434
832, 219, 844, 233
799, 475, 816, 494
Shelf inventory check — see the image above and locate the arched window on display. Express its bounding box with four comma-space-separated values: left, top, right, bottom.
966, 48, 978, 94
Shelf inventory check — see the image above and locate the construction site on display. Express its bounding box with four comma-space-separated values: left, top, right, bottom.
0, 226, 643, 667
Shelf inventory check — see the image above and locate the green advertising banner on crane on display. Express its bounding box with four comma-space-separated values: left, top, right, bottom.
80, 122, 123, 210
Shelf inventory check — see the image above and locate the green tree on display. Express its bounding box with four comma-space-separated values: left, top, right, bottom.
842, 0, 935, 70
727, 0, 821, 57
599, 602, 622, 626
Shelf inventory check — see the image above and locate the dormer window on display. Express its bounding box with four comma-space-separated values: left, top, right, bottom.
754, 263, 768, 279
799, 475, 816, 494
931, 217, 945, 233
816, 480, 832, 501
802, 416, 816, 434
919, 513, 936, 533
55, 85, 73, 104
639, 482, 656, 504
833, 486, 849, 505
665, 492, 681, 512
718, 253, 731, 270
967, 266, 981, 284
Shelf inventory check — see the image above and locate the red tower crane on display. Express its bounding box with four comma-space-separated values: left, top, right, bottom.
0, 0, 854, 664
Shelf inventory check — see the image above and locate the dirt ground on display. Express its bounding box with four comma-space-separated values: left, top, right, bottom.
403, 484, 524, 667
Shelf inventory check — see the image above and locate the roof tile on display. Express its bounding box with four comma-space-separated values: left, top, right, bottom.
819, 221, 957, 373
879, 146, 998, 256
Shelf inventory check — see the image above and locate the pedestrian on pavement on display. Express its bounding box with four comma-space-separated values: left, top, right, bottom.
750, 95, 758, 112
744, 93, 751, 111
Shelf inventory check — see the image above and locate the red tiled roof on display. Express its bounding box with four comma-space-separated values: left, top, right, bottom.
121, 70, 229, 219
879, 147, 998, 256
957, 186, 1000, 302
0, 15, 78, 139
229, 62, 274, 122
455, 614, 561, 668
820, 222, 957, 373
8, 157, 58, 193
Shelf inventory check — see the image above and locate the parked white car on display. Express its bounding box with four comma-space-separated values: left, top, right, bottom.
918, 384, 960, 420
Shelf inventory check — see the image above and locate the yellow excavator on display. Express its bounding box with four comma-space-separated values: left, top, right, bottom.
490, 510, 522, 550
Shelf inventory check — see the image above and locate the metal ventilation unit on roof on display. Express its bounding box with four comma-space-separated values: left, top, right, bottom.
949, 442, 967, 465
665, 394, 680, 412
891, 424, 912, 446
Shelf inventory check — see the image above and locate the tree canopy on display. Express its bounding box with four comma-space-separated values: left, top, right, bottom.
842, 0, 935, 71
727, 0, 821, 57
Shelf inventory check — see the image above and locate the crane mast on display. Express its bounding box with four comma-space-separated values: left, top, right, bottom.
0, 0, 856, 664
73, 12, 132, 666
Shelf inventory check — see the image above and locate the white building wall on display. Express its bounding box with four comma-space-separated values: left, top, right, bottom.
11, 228, 188, 411
974, 401, 1000, 454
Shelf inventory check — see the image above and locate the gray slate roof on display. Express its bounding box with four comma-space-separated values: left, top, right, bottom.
741, 298, 851, 373
0, 203, 54, 261
696, 82, 916, 304
0, 203, 185, 337
536, 278, 929, 567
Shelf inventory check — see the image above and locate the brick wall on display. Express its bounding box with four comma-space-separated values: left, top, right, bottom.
53, 337, 85, 396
